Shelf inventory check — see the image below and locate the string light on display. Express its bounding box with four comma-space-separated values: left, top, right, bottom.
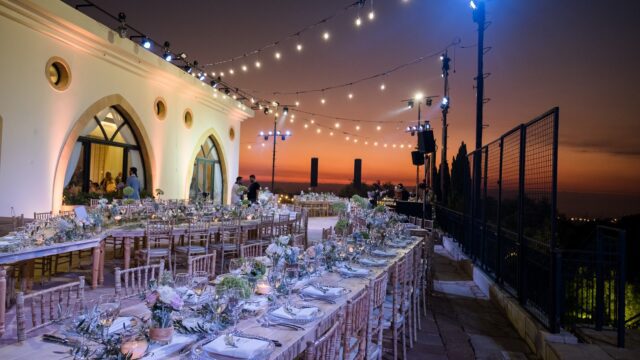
310, 119, 315, 124
321, 98, 326, 104
316, 128, 322, 134
304, 124, 309, 129
374, 142, 378, 146
355, 125, 360, 130
275, 52, 281, 60
355, 17, 362, 27
241, 65, 248, 72
295, 100, 300, 107
335, 122, 341, 128
330, 132, 334, 136
322, 31, 330, 41
229, 69, 235, 75
346, 136, 350, 141
296, 43, 303, 52
368, 11, 375, 20
380, 83, 386, 91
348, 92, 354, 99
255, 61, 261, 68
376, 125, 381, 131
354, 139, 358, 143
247, 145, 252, 149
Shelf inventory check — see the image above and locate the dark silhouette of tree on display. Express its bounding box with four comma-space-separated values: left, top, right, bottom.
449, 142, 470, 212
440, 160, 451, 205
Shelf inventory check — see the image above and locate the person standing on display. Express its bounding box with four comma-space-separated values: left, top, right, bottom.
231, 176, 244, 204
247, 174, 260, 203
125, 167, 141, 200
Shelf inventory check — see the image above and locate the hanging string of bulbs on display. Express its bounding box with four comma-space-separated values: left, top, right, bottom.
202, 0, 372, 67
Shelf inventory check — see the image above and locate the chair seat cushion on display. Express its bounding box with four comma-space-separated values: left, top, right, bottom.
174, 246, 206, 254
140, 248, 170, 256
373, 307, 404, 329
211, 244, 238, 250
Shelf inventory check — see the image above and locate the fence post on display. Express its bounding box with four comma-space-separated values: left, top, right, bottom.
595, 227, 604, 331
482, 146, 488, 269
551, 250, 562, 333
550, 107, 560, 332
617, 230, 626, 348
517, 125, 527, 305
497, 137, 504, 284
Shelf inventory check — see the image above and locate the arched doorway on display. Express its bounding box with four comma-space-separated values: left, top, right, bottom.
189, 135, 224, 204
52, 94, 154, 209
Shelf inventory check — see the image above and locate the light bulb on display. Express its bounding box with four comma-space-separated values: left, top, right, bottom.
219, 71, 224, 77
348, 93, 354, 99
229, 69, 235, 75
374, 142, 378, 146
330, 132, 334, 136
354, 139, 358, 143
322, 31, 330, 41
335, 122, 341, 128
380, 83, 386, 91
275, 52, 281, 60
321, 98, 326, 104
261, 143, 265, 147
296, 43, 303, 51
368, 11, 375, 20
365, 141, 368, 145
255, 61, 261, 68
355, 17, 362, 26
393, 144, 397, 148
376, 125, 381, 131
295, 101, 300, 107
384, 144, 388, 148
316, 128, 321, 134
290, 118, 294, 123
355, 125, 360, 130
241, 65, 248, 72
310, 119, 315, 124
346, 136, 350, 141
304, 124, 308, 129
247, 145, 252, 149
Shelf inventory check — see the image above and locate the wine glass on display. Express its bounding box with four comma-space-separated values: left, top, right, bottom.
284, 267, 299, 305
191, 271, 209, 302
229, 258, 243, 275
212, 293, 228, 328
97, 294, 120, 339
225, 289, 244, 332
174, 273, 191, 293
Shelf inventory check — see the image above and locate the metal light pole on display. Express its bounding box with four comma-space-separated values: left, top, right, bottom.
258, 107, 292, 191
440, 51, 451, 202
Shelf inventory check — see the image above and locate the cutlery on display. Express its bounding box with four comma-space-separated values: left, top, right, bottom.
298, 293, 336, 304
232, 331, 282, 347
257, 316, 304, 331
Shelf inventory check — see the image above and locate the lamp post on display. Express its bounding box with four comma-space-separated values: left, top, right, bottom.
258, 106, 292, 191
440, 51, 451, 202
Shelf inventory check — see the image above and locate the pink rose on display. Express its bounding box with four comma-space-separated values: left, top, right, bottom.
145, 291, 159, 306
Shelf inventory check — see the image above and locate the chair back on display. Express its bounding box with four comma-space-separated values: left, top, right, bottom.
145, 220, 173, 246
240, 243, 263, 258
188, 251, 217, 277
33, 211, 52, 221
59, 209, 75, 217
90, 198, 100, 207
344, 288, 370, 360
291, 233, 305, 248
186, 221, 210, 251
16, 276, 85, 341
12, 214, 24, 231
368, 271, 389, 356
259, 214, 274, 239
305, 312, 343, 360
114, 260, 164, 300
321, 227, 332, 240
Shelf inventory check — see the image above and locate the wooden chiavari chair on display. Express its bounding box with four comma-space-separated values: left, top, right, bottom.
136, 220, 173, 271
367, 271, 388, 360
188, 251, 217, 277
173, 221, 210, 271
382, 255, 408, 360
114, 260, 164, 300
276, 214, 290, 236
342, 287, 370, 360
16, 276, 85, 341
305, 312, 343, 360
211, 224, 241, 274
32, 211, 54, 282
240, 243, 263, 258
321, 227, 332, 241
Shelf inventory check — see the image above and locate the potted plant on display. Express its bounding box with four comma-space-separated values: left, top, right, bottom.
145, 286, 183, 344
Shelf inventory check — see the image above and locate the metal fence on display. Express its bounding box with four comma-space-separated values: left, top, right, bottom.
436, 107, 561, 330
561, 226, 627, 347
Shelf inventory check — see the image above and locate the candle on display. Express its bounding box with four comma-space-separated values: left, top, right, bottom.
255, 279, 272, 295
120, 338, 148, 360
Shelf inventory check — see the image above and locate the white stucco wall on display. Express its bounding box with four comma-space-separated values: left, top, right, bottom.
0, 0, 253, 216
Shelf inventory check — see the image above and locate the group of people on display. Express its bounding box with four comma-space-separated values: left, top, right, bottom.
231, 174, 261, 204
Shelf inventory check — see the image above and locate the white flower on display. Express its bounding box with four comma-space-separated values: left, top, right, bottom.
278, 235, 290, 246
266, 243, 284, 257
157, 285, 177, 304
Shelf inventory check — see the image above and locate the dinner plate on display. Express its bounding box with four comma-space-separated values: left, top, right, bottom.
267, 303, 324, 324
194, 334, 275, 360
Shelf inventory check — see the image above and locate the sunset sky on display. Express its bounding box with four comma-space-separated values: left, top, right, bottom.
74, 0, 640, 212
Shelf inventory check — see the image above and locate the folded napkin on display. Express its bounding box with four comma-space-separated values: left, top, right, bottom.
271, 305, 319, 320
337, 266, 369, 277
203, 334, 271, 359
142, 333, 193, 360
372, 249, 397, 257
108, 317, 133, 334
243, 296, 269, 311
388, 241, 408, 248
301, 285, 344, 298
359, 258, 387, 266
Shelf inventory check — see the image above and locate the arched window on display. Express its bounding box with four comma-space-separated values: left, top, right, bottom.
63, 106, 146, 201
189, 136, 223, 204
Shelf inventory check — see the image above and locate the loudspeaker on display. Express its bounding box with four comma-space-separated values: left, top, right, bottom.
418, 130, 436, 153
354, 159, 362, 188
411, 151, 425, 166
310, 158, 318, 187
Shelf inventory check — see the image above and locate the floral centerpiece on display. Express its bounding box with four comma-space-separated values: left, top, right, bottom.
334, 218, 349, 235
351, 194, 369, 209
215, 276, 252, 299
265, 235, 290, 267
145, 286, 183, 343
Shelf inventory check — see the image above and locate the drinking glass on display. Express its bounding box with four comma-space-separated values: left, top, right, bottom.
191, 271, 209, 300
225, 289, 244, 332
229, 258, 243, 275
97, 294, 120, 339
284, 267, 299, 305
174, 273, 191, 292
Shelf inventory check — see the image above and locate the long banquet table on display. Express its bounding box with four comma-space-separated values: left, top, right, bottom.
0, 215, 298, 338
0, 233, 427, 360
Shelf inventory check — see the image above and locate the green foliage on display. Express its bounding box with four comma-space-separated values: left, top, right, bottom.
331, 202, 347, 214
123, 186, 135, 197
350, 194, 369, 209
334, 218, 349, 234
338, 182, 371, 198
216, 276, 252, 298
249, 260, 267, 278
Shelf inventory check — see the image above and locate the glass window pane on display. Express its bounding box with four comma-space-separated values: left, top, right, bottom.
214, 162, 222, 204
114, 124, 136, 145
89, 144, 123, 193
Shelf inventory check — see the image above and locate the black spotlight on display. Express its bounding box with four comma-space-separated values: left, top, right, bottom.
162, 41, 172, 61
426, 98, 433, 107
283, 107, 289, 115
